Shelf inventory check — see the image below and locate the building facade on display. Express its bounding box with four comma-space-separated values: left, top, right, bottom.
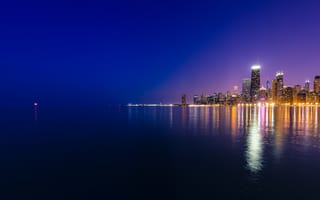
181, 94, 187, 105
276, 71, 284, 100
314, 76, 320, 94
250, 65, 261, 101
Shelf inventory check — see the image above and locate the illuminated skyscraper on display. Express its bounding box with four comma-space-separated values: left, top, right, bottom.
266, 80, 270, 90
293, 85, 302, 104
266, 80, 271, 99
304, 80, 310, 92
250, 65, 261, 101
314, 76, 320, 93
276, 72, 284, 86
271, 79, 278, 103
259, 87, 267, 101
275, 71, 284, 98
242, 79, 251, 95
242, 78, 251, 102
282, 86, 293, 104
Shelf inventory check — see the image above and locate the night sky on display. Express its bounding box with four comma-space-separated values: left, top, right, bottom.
1, 0, 320, 105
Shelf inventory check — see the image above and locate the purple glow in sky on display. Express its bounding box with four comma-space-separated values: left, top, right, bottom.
146, 1, 320, 103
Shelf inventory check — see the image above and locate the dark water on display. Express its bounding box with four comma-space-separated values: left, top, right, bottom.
1, 105, 320, 199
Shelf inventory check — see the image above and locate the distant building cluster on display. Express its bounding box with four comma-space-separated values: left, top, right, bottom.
183, 65, 320, 105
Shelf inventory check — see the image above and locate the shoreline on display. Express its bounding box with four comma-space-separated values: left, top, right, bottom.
126, 103, 319, 107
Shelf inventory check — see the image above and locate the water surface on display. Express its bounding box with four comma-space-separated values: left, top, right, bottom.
1, 105, 320, 199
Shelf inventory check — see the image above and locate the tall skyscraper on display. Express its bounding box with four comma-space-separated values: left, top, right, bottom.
276, 71, 284, 99
271, 79, 278, 103
314, 76, 320, 93
242, 78, 251, 95
250, 65, 261, 101
293, 85, 302, 104
266, 80, 271, 90
276, 71, 284, 88
241, 78, 251, 102
304, 80, 310, 92
266, 80, 271, 99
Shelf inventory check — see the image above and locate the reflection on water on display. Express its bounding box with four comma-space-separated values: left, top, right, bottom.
246, 105, 263, 173
128, 105, 320, 138
128, 105, 320, 174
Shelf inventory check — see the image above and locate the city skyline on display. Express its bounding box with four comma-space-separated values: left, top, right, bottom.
189, 65, 320, 105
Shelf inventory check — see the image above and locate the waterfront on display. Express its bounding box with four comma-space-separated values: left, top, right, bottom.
1, 105, 320, 199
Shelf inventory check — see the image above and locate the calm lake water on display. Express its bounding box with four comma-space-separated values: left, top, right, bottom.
1, 105, 320, 199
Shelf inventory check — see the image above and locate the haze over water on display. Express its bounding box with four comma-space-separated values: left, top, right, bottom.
1, 105, 320, 199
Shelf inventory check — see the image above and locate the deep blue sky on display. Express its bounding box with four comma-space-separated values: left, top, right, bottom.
1, 0, 320, 105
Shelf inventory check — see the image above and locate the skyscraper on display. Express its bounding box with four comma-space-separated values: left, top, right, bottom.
193, 95, 199, 104
304, 80, 310, 92
276, 71, 284, 99
242, 78, 251, 102
314, 76, 320, 93
266, 80, 270, 90
181, 94, 187, 105
242, 79, 251, 95
266, 80, 271, 99
250, 65, 261, 101
259, 87, 267, 101
233, 85, 239, 95
282, 86, 293, 104
293, 85, 302, 104
271, 79, 278, 103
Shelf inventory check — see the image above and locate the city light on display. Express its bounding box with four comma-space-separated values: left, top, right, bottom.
181, 65, 320, 107
276, 71, 284, 77
251, 65, 261, 70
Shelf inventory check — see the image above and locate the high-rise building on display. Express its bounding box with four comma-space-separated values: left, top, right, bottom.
181, 94, 187, 105
304, 80, 310, 92
266, 80, 271, 99
259, 87, 267, 101
297, 91, 307, 103
242, 78, 251, 95
241, 78, 251, 103
314, 76, 320, 93
293, 85, 302, 104
266, 80, 270, 90
276, 71, 284, 99
271, 79, 278, 103
200, 94, 208, 105
250, 65, 261, 101
193, 95, 199, 104
282, 86, 293, 104
233, 85, 239, 95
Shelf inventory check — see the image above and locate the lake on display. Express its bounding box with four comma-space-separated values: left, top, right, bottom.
1, 105, 320, 199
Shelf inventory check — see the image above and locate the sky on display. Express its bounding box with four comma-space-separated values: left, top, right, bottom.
1, 0, 320, 105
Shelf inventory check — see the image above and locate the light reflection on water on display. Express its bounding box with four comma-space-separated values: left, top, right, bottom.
246, 105, 263, 173
128, 105, 320, 174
